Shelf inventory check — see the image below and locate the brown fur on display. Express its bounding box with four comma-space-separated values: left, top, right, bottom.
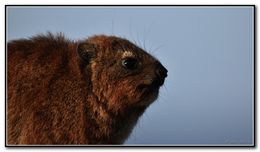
7, 33, 167, 145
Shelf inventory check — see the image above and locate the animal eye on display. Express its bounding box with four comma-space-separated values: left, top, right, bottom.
122, 58, 138, 70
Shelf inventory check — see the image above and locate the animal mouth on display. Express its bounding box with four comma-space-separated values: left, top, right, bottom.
137, 77, 164, 94
135, 75, 166, 106
137, 84, 159, 100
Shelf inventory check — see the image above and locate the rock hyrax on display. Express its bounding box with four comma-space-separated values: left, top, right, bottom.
7, 33, 167, 144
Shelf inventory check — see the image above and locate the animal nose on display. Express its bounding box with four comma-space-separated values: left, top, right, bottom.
156, 63, 168, 79
153, 62, 168, 86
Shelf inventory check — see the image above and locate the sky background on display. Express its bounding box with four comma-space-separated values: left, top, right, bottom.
7, 6, 254, 145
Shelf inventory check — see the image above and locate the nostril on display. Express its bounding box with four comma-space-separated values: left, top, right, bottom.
156, 64, 168, 79
162, 68, 168, 78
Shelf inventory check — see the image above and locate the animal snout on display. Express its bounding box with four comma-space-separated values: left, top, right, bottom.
154, 63, 168, 86
156, 63, 168, 79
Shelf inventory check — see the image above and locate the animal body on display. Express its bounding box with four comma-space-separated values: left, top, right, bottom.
7, 33, 167, 144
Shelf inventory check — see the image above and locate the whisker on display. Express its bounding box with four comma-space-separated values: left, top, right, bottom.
158, 93, 168, 103
111, 19, 114, 35
151, 44, 166, 54
136, 27, 142, 49
143, 23, 153, 51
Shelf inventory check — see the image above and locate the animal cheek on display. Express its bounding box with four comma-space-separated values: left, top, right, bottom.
113, 84, 134, 99
142, 75, 154, 85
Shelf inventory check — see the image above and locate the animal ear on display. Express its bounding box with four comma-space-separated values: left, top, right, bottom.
77, 42, 96, 62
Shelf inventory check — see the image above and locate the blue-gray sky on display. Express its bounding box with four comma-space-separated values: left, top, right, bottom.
7, 6, 254, 145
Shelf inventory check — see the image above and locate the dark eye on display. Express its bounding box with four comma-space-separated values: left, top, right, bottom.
122, 58, 138, 70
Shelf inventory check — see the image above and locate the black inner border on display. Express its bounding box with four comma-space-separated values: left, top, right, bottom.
4, 4, 256, 148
